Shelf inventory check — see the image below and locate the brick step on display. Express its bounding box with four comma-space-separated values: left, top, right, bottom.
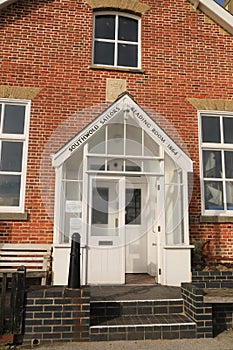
90, 314, 197, 341
91, 299, 184, 318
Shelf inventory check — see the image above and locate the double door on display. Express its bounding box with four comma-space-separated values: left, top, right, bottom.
87, 176, 159, 284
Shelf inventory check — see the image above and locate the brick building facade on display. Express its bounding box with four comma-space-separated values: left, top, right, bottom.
0, 0, 232, 286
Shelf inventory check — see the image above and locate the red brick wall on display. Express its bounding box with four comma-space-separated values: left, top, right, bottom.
0, 0, 232, 263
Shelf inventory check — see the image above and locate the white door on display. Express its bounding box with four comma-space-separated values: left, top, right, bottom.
125, 177, 161, 279
87, 176, 125, 284
125, 180, 148, 273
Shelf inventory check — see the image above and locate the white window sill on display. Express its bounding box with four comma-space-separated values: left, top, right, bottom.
89, 65, 145, 74
200, 215, 233, 223
164, 245, 194, 249
0, 212, 28, 221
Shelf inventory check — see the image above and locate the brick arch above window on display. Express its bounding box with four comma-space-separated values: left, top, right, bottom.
86, 0, 150, 14
187, 98, 233, 112
0, 85, 41, 100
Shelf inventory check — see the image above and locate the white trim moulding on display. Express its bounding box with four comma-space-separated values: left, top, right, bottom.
189, 0, 233, 35
0, 0, 18, 10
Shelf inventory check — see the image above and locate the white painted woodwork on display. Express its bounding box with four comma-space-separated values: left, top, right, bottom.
125, 182, 147, 273
164, 246, 193, 286
87, 177, 125, 284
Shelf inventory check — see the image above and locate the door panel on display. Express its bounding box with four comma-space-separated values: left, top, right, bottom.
87, 177, 125, 284
125, 181, 148, 273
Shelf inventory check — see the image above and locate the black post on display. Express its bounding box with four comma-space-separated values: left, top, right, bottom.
0, 273, 7, 335
68, 232, 81, 289
11, 266, 26, 344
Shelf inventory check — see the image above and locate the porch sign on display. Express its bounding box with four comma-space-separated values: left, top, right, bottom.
52, 93, 192, 172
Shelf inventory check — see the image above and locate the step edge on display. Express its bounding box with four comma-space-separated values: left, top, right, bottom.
91, 298, 183, 303
90, 322, 197, 329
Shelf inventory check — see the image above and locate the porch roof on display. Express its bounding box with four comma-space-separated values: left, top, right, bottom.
52, 93, 193, 173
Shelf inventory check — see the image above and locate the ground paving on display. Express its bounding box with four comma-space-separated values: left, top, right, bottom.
90, 285, 182, 301
22, 328, 233, 350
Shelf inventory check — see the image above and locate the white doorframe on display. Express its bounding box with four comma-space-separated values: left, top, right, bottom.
155, 176, 165, 285
85, 174, 165, 285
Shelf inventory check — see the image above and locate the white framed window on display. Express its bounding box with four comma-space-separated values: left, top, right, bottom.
0, 99, 31, 213
92, 11, 141, 69
199, 111, 233, 215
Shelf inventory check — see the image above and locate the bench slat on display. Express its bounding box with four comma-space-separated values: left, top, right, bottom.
0, 263, 45, 267
0, 244, 51, 249
0, 252, 49, 256
0, 244, 52, 285
0, 271, 47, 278
0, 257, 45, 261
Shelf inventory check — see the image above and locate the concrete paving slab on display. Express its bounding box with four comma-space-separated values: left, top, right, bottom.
22, 328, 233, 350
203, 288, 233, 303
90, 285, 182, 301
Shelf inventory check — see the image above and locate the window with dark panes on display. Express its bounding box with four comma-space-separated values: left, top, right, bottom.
0, 101, 30, 212
200, 113, 233, 213
125, 188, 141, 225
92, 187, 109, 224
93, 12, 140, 68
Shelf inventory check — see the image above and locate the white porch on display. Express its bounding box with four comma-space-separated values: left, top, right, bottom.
52, 93, 193, 286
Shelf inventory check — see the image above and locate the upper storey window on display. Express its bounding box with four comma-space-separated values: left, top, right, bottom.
200, 112, 233, 215
93, 12, 141, 69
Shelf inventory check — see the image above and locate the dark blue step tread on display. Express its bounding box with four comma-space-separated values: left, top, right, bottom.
91, 313, 195, 328
91, 299, 183, 306
90, 322, 197, 341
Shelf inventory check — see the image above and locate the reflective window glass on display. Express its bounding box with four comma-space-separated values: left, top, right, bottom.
0, 141, 23, 172
223, 117, 233, 143
95, 15, 115, 39
126, 125, 141, 156
204, 181, 223, 210
3, 105, 25, 134
203, 150, 222, 178
125, 188, 141, 225
108, 123, 124, 155
202, 116, 220, 143
225, 151, 233, 178
226, 181, 233, 210
88, 127, 106, 154
88, 157, 106, 171
0, 174, 21, 206
118, 16, 138, 41
107, 158, 123, 171
94, 41, 114, 65
144, 132, 160, 156
125, 160, 141, 172
118, 44, 137, 67
92, 187, 109, 224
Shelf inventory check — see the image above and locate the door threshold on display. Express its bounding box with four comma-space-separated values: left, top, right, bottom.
125, 273, 156, 285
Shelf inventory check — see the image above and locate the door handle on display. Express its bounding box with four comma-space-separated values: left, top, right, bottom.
115, 218, 119, 228
152, 243, 157, 246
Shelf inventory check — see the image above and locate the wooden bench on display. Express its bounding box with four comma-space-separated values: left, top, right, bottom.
0, 244, 52, 285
